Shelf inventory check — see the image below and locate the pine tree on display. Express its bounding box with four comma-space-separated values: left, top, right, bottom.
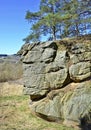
24, 0, 71, 42
78, 0, 91, 35
61, 0, 91, 37
24, 0, 91, 42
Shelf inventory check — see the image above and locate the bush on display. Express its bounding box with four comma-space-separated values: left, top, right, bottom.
0, 60, 23, 82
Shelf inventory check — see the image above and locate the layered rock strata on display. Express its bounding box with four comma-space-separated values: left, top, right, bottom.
23, 40, 91, 129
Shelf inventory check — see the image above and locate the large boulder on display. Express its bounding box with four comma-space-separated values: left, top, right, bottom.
30, 80, 91, 128
23, 39, 91, 129
23, 41, 70, 100
63, 80, 91, 126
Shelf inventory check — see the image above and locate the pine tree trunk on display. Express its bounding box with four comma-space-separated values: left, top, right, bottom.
76, 22, 79, 37
52, 26, 56, 40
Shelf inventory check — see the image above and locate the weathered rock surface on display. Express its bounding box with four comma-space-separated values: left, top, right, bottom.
23, 39, 91, 129
30, 80, 91, 126
69, 43, 91, 82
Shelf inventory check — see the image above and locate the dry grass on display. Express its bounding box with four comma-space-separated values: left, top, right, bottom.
61, 34, 91, 43
0, 81, 23, 96
0, 82, 76, 130
55, 34, 91, 51
0, 61, 23, 82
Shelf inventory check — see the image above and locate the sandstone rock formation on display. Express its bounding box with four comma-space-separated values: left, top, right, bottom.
22, 39, 91, 129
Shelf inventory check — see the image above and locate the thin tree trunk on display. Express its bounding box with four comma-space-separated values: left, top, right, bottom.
52, 26, 56, 40
75, 22, 79, 37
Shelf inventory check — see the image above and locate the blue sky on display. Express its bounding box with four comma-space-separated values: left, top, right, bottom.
0, 0, 40, 54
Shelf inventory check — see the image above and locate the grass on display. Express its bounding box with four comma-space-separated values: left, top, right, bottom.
0, 81, 23, 96
0, 61, 23, 82
55, 34, 91, 52
0, 95, 76, 130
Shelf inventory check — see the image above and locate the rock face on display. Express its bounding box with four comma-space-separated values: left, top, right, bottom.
23, 39, 91, 129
